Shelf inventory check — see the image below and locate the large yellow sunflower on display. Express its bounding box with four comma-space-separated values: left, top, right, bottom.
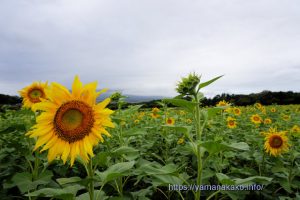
26, 76, 114, 166
19, 82, 48, 109
264, 129, 290, 156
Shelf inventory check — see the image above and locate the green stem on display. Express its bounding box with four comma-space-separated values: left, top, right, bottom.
194, 95, 203, 200
259, 152, 265, 176
87, 160, 94, 200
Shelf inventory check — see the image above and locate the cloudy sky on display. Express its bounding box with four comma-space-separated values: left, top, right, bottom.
0, 0, 299, 97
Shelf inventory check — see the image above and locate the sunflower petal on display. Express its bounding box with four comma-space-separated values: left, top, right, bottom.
72, 75, 82, 98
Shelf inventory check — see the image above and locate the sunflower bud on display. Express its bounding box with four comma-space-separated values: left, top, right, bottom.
110, 92, 122, 102
176, 73, 200, 96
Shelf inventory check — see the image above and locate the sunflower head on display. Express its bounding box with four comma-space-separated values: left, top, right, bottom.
233, 107, 241, 116
255, 103, 262, 109
186, 118, 192, 124
250, 114, 262, 124
166, 117, 175, 125
264, 129, 290, 156
264, 118, 272, 124
291, 125, 300, 134
177, 137, 185, 145
19, 82, 48, 109
282, 114, 290, 121
26, 76, 114, 166
216, 100, 229, 107
134, 119, 139, 124
151, 112, 160, 119
270, 107, 276, 113
152, 107, 160, 113
227, 117, 237, 129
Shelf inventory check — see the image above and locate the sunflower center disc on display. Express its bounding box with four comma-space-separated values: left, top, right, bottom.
254, 117, 259, 121
54, 100, 94, 143
270, 136, 283, 148
29, 89, 44, 103
229, 121, 234, 125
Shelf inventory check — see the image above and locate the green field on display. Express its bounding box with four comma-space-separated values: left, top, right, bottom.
1, 75, 300, 200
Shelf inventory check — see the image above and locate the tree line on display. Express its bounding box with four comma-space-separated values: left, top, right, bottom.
0, 91, 299, 110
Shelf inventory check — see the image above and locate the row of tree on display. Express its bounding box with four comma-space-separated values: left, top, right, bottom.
0, 91, 299, 110
138, 91, 300, 108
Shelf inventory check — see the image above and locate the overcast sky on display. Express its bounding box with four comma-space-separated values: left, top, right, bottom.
0, 0, 300, 97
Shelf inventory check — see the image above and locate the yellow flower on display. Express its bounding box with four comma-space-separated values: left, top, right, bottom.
264, 118, 272, 124
134, 119, 139, 124
250, 114, 262, 124
264, 129, 290, 156
179, 110, 186, 115
177, 137, 185, 145
227, 117, 237, 129
186, 119, 192, 124
270, 107, 276, 113
166, 117, 175, 125
216, 100, 229, 107
291, 125, 300, 133
19, 82, 48, 109
138, 112, 145, 119
282, 115, 290, 121
151, 112, 160, 119
233, 107, 241, 116
26, 76, 114, 166
255, 103, 262, 109
152, 107, 160, 113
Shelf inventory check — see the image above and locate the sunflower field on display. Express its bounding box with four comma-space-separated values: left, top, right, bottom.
0, 74, 300, 200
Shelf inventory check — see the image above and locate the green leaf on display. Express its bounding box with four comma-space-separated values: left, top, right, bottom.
152, 174, 183, 187
11, 172, 34, 194
163, 98, 197, 112
197, 75, 223, 91
96, 161, 135, 183
234, 176, 272, 185
93, 152, 109, 167
135, 163, 177, 176
206, 107, 224, 119
76, 190, 107, 200
26, 185, 84, 199
200, 141, 249, 155
216, 173, 235, 185
56, 177, 82, 186
112, 146, 139, 161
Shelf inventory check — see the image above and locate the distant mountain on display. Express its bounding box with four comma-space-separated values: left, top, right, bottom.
97, 92, 167, 103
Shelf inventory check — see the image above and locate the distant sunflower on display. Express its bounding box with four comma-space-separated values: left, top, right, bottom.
250, 114, 262, 124
19, 82, 48, 109
26, 76, 114, 166
151, 112, 160, 119
255, 103, 262, 109
152, 107, 160, 113
233, 108, 241, 116
291, 125, 300, 134
264, 118, 272, 124
216, 100, 229, 107
282, 114, 290, 121
270, 107, 276, 113
227, 117, 237, 129
177, 137, 185, 145
166, 117, 175, 125
264, 129, 289, 156
186, 119, 192, 124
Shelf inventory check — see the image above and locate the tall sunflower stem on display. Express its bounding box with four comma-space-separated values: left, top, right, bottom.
194, 94, 203, 200
87, 160, 94, 200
